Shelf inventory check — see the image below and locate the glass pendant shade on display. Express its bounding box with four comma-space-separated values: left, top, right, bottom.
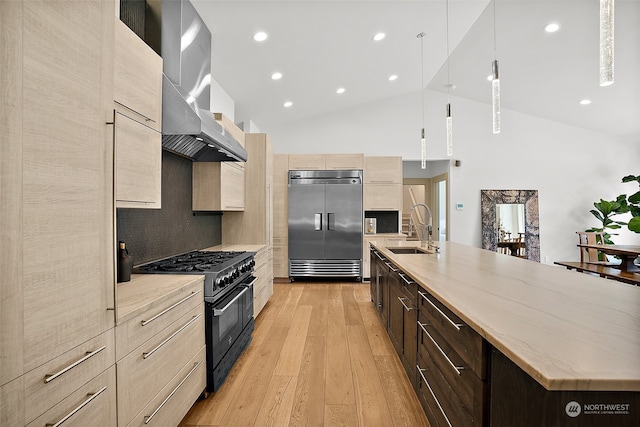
599, 0, 614, 86
492, 60, 500, 134
446, 103, 453, 156
421, 128, 426, 169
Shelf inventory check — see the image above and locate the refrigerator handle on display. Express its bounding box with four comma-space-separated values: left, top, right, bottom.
327, 213, 335, 230
314, 213, 322, 231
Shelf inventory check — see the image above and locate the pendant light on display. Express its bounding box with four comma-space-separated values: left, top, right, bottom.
417, 32, 427, 169
599, 0, 614, 86
491, 0, 500, 134
445, 0, 453, 156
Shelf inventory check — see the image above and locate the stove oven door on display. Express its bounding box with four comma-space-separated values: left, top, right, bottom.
206, 285, 249, 369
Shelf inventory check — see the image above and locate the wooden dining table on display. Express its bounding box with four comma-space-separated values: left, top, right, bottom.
497, 240, 526, 257
578, 244, 640, 272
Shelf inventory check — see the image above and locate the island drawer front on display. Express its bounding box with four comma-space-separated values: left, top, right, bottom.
24, 329, 115, 424
127, 346, 206, 427
416, 352, 479, 427
116, 303, 205, 426
418, 310, 484, 416
418, 289, 486, 378
116, 279, 203, 360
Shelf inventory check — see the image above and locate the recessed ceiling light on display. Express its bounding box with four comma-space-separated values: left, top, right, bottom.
283, 101, 293, 107
336, 87, 346, 94
253, 31, 268, 42
373, 32, 385, 41
544, 23, 560, 33
579, 99, 592, 105
271, 72, 282, 80
389, 74, 398, 81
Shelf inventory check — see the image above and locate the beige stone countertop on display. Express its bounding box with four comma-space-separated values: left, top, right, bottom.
116, 274, 204, 324
364, 233, 408, 238
202, 243, 266, 253
372, 240, 640, 392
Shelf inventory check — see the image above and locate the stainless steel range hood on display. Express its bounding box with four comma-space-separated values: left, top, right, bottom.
146, 0, 247, 162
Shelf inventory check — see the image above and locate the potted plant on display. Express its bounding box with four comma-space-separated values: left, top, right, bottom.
621, 174, 640, 234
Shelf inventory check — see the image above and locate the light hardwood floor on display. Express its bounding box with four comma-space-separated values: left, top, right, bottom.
179, 281, 429, 427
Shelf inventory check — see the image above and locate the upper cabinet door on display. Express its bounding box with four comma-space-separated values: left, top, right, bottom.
114, 20, 162, 131
115, 112, 162, 208
288, 154, 326, 170
364, 156, 403, 184
325, 154, 364, 170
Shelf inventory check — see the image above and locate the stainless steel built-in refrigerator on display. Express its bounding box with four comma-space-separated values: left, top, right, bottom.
288, 170, 363, 280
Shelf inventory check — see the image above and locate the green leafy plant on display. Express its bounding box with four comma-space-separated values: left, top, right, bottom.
621, 174, 640, 233
586, 195, 628, 244
586, 174, 640, 244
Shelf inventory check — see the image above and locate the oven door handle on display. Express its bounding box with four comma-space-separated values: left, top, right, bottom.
214, 286, 249, 316
242, 276, 258, 289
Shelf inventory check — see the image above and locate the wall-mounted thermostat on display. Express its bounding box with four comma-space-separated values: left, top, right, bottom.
456, 203, 464, 210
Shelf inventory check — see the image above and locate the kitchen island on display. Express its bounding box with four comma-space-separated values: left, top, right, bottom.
370, 241, 640, 426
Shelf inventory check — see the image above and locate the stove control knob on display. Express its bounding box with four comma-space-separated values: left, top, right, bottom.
215, 277, 222, 287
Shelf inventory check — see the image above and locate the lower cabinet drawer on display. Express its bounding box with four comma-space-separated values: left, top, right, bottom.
416, 352, 479, 427
26, 366, 116, 427
418, 289, 486, 378
127, 346, 206, 427
117, 304, 205, 426
116, 278, 203, 361
24, 329, 115, 424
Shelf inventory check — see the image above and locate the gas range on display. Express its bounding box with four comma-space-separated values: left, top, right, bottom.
134, 250, 255, 303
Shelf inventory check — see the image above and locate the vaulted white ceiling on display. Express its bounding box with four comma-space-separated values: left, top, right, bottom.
192, 0, 640, 142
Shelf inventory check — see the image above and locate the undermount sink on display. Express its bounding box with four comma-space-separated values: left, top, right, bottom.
386, 247, 431, 255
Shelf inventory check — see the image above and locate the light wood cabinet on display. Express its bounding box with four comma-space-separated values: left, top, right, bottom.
115, 275, 205, 426
23, 331, 115, 424
114, 19, 162, 131
214, 113, 245, 147
25, 366, 117, 427
115, 111, 162, 208
364, 184, 403, 210
325, 153, 364, 170
1, 1, 116, 424
127, 347, 206, 427
363, 156, 403, 211
364, 156, 403, 183
0, 0, 24, 388
273, 154, 289, 278
222, 133, 274, 313
193, 162, 246, 211
288, 154, 326, 170
222, 133, 272, 243
113, 18, 163, 209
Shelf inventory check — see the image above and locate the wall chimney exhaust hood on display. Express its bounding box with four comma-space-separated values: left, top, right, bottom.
146, 0, 247, 162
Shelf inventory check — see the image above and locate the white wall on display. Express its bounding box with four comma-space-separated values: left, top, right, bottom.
210, 77, 235, 120
268, 89, 640, 264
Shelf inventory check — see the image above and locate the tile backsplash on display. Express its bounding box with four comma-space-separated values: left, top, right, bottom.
117, 151, 222, 265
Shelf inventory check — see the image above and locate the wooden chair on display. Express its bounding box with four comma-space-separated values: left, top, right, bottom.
576, 231, 607, 264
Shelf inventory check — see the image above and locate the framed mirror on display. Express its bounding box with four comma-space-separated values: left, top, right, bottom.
481, 190, 540, 262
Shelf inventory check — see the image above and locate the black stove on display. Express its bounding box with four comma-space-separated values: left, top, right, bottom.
134, 250, 255, 303
134, 249, 257, 393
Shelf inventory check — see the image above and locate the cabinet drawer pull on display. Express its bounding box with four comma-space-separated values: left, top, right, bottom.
44, 346, 106, 384
384, 262, 398, 272
398, 297, 414, 311
144, 360, 202, 424
418, 291, 463, 331
398, 273, 413, 286
141, 290, 201, 326
417, 365, 453, 427
45, 386, 107, 427
143, 314, 201, 359
369, 180, 394, 183
374, 251, 385, 261
418, 321, 464, 375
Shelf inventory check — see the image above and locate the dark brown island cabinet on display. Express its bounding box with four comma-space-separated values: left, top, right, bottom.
369, 246, 640, 427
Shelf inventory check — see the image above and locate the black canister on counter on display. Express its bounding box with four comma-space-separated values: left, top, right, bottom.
117, 241, 133, 283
